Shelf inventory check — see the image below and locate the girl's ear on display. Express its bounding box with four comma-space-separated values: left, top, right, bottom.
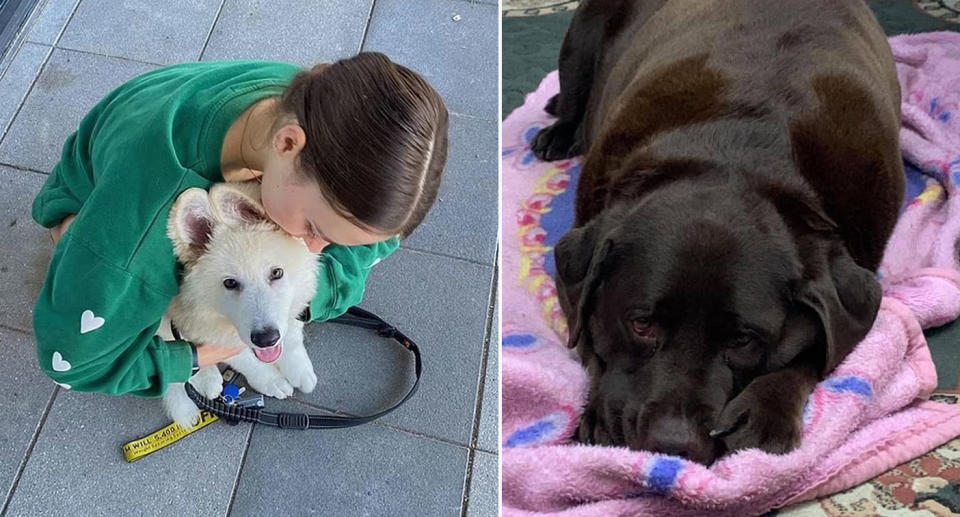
168, 188, 214, 263
209, 182, 268, 227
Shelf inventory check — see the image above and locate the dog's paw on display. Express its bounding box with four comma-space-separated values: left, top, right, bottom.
544, 94, 559, 116
531, 121, 581, 161
280, 361, 318, 394
166, 397, 202, 429
712, 379, 804, 455
189, 367, 224, 399
245, 368, 294, 399
575, 395, 627, 447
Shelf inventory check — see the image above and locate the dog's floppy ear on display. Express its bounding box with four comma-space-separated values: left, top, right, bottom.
798, 242, 881, 375
209, 182, 268, 227
554, 218, 612, 356
760, 182, 838, 235
168, 188, 215, 263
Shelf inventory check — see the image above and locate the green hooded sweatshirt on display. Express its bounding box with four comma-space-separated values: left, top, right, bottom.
31, 61, 399, 397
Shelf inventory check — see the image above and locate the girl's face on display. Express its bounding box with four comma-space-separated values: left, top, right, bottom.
259, 124, 391, 253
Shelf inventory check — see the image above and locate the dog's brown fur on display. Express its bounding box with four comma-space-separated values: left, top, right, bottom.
535, 0, 904, 463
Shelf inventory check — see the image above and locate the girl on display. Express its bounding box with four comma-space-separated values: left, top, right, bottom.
32, 52, 448, 396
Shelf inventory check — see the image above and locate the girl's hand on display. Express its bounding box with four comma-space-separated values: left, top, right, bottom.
50, 214, 77, 245
196, 344, 244, 368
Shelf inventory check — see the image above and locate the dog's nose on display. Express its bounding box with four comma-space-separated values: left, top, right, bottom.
644, 416, 718, 465
250, 327, 280, 348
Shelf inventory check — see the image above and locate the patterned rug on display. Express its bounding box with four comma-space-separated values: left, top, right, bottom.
502, 0, 578, 18
916, 0, 960, 24
504, 0, 960, 24
771, 393, 960, 516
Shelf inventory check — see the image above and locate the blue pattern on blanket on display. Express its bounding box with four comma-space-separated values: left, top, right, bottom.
542, 163, 581, 280
503, 333, 540, 350
647, 457, 685, 493
824, 376, 873, 399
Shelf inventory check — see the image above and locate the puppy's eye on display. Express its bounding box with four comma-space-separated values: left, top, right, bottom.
223, 278, 240, 290
270, 267, 284, 280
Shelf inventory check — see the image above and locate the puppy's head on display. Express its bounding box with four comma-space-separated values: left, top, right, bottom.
168, 183, 319, 363
555, 180, 880, 463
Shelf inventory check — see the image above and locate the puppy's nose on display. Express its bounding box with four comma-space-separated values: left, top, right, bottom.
644, 416, 718, 465
250, 327, 280, 348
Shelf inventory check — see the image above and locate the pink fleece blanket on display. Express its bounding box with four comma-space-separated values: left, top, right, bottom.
501, 33, 960, 516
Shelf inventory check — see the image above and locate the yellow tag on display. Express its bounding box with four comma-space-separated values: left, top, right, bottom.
121, 411, 219, 462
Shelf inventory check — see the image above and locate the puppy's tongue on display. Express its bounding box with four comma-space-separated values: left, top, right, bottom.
253, 343, 282, 363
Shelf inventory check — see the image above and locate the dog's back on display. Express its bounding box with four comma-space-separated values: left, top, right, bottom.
578, 0, 903, 269
589, 0, 899, 133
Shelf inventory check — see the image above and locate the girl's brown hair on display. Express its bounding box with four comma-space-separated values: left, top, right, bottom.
278, 52, 448, 239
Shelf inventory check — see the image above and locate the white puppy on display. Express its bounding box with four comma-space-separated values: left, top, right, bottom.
158, 182, 319, 428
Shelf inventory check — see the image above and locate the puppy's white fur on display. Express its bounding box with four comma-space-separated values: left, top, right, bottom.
159, 182, 319, 428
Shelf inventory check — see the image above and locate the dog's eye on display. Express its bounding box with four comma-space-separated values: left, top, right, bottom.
270, 267, 284, 280
732, 333, 755, 348
631, 318, 657, 339
223, 278, 240, 290
723, 331, 764, 371
731, 331, 761, 349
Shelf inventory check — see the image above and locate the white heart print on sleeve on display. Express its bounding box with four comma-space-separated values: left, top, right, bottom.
52, 351, 71, 372
80, 309, 104, 334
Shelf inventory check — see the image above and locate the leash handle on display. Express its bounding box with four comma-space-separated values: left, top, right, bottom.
184, 307, 422, 430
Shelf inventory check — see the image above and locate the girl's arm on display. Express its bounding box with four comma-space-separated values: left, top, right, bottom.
33, 231, 196, 396
32, 116, 202, 396
306, 237, 401, 322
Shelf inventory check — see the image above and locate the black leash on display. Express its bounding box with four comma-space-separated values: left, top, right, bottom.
181, 306, 422, 430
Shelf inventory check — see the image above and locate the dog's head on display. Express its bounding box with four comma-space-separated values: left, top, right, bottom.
555, 179, 880, 463
168, 182, 319, 363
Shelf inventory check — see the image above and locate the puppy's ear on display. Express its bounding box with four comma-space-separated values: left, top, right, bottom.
209, 182, 268, 227
168, 188, 215, 263
797, 242, 881, 375
554, 218, 612, 356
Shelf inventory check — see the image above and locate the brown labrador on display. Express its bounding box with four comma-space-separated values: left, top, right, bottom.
534, 0, 904, 464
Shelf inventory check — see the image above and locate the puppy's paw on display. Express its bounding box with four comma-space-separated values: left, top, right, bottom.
531, 121, 581, 161
712, 380, 804, 455
189, 367, 224, 399
166, 397, 202, 429
245, 368, 295, 400
280, 360, 318, 394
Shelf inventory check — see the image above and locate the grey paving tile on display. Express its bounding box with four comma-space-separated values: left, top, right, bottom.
0, 43, 50, 145
233, 423, 468, 517
362, 0, 498, 120
0, 49, 157, 173
57, 0, 221, 65
25, 0, 81, 45
0, 328, 56, 508
476, 285, 499, 453
403, 114, 498, 264
201, 0, 373, 65
290, 248, 494, 445
466, 451, 499, 517
4, 389, 249, 517
0, 166, 53, 332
